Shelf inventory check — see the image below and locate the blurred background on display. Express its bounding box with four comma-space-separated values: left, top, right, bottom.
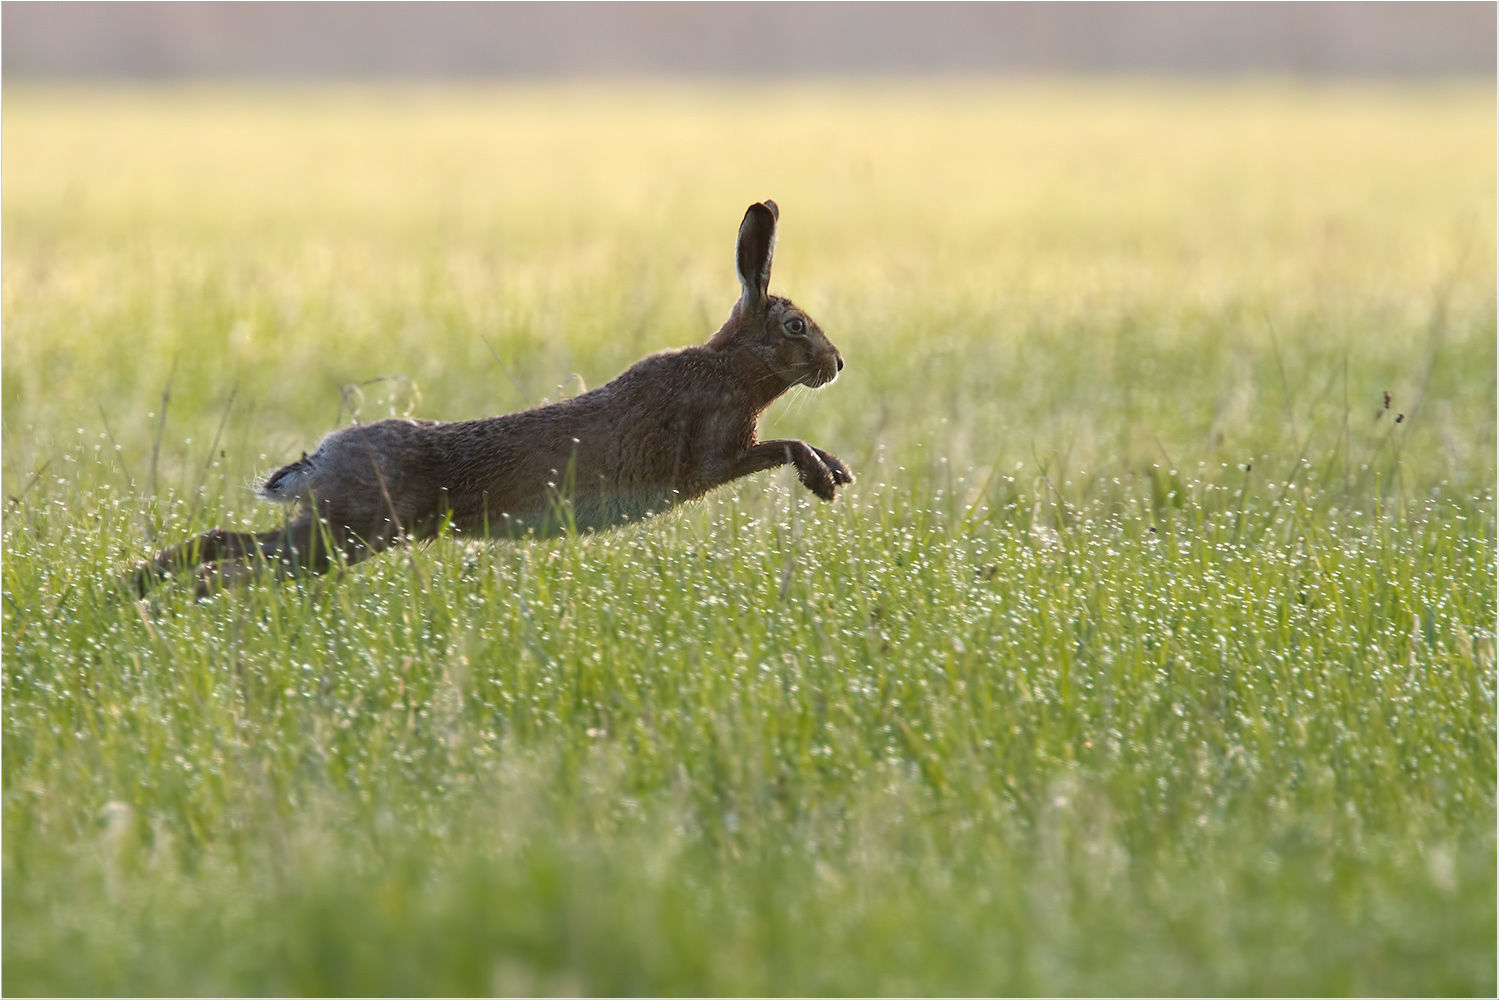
3, 2, 1493, 487
4, 1, 1494, 78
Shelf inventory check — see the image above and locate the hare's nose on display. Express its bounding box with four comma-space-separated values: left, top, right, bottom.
835, 355, 844, 372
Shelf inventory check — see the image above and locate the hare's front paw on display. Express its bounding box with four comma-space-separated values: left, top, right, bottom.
812, 447, 855, 487
794, 444, 850, 502
797, 463, 836, 501
798, 464, 838, 501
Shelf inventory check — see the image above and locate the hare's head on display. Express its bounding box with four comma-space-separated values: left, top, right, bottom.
712, 201, 843, 391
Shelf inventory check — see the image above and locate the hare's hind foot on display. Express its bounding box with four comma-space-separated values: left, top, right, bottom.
125, 520, 369, 598
183, 558, 259, 599
189, 558, 346, 600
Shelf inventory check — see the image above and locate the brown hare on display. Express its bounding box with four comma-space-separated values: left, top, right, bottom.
131, 200, 852, 596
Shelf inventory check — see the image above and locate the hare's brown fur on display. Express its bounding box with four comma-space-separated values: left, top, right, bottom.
132, 200, 851, 596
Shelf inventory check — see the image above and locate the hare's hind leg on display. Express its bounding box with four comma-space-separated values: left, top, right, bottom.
128, 527, 262, 596
186, 520, 341, 597
131, 518, 371, 597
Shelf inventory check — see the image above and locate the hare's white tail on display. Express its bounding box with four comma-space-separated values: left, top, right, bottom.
260, 452, 316, 502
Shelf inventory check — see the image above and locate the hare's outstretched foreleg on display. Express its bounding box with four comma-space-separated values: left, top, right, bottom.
129, 518, 376, 597
729, 439, 854, 501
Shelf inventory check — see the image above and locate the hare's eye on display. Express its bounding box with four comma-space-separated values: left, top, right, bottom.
783, 317, 806, 337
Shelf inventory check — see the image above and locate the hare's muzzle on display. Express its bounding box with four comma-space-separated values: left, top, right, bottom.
825, 346, 845, 382
808, 353, 842, 387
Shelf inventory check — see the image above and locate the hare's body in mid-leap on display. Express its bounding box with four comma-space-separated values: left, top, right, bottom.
132, 201, 851, 595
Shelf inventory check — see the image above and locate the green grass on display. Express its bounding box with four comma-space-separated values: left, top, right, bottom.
3, 82, 1495, 995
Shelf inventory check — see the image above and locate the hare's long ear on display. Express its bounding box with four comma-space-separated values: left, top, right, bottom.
735, 200, 779, 315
